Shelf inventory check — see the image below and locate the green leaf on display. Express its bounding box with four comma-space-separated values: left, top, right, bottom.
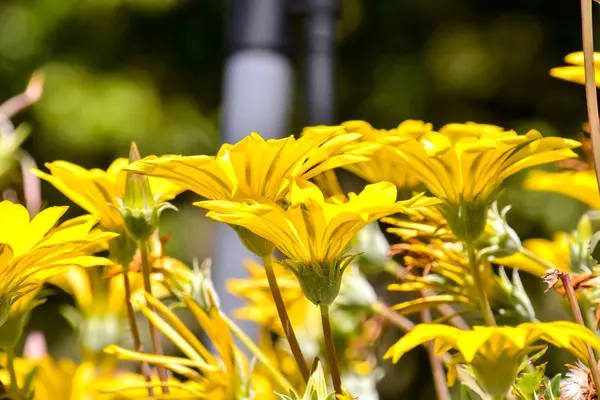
512, 363, 547, 400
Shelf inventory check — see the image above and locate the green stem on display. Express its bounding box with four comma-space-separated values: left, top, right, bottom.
466, 243, 497, 326
320, 305, 342, 396
122, 271, 155, 397
262, 254, 310, 383
221, 313, 297, 393
519, 247, 557, 271
7, 347, 19, 399
140, 241, 169, 394
580, 0, 600, 192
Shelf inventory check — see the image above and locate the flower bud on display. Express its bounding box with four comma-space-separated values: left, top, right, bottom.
163, 258, 219, 313
118, 143, 176, 242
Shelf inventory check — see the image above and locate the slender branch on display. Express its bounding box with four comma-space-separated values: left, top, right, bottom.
18, 150, 41, 217
262, 254, 310, 383
122, 271, 155, 397
221, 312, 297, 393
581, 0, 600, 192
466, 243, 497, 326
559, 272, 600, 391
140, 241, 169, 394
421, 298, 451, 400
320, 305, 342, 395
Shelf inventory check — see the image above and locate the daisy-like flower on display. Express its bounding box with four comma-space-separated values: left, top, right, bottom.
202, 180, 439, 305
31, 158, 182, 234
49, 265, 169, 361
335, 120, 433, 189
385, 121, 580, 242
125, 127, 376, 256
385, 322, 600, 398
561, 361, 595, 400
105, 292, 291, 399
550, 52, 600, 87
524, 169, 600, 210
0, 201, 115, 331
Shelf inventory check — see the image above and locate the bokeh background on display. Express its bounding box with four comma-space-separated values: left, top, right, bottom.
0, 0, 594, 398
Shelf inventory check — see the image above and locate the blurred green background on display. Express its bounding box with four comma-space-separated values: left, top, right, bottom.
0, 0, 594, 398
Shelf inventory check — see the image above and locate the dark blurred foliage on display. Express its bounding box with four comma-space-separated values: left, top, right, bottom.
0, 0, 595, 398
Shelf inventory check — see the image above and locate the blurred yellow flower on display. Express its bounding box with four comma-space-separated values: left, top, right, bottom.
227, 260, 314, 337
550, 52, 600, 86
524, 169, 600, 209
339, 120, 432, 189
383, 206, 455, 242
0, 201, 115, 328
202, 180, 439, 305
125, 128, 372, 204
31, 159, 183, 233
387, 122, 580, 242
105, 293, 285, 399
385, 321, 600, 397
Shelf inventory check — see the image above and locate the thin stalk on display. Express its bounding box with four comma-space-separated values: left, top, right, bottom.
262, 254, 310, 383
7, 347, 19, 399
559, 272, 600, 392
221, 313, 297, 393
421, 300, 451, 400
519, 247, 557, 271
465, 243, 497, 326
580, 0, 600, 191
122, 271, 155, 397
140, 241, 169, 394
320, 305, 342, 396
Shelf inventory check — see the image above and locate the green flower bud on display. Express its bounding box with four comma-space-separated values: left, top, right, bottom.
441, 201, 490, 244
108, 232, 137, 268
232, 225, 275, 257
284, 253, 358, 306
0, 311, 31, 350
118, 143, 176, 242
164, 258, 219, 313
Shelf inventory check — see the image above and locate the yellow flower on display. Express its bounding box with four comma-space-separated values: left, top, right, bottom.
31, 158, 183, 233
387, 239, 500, 315
227, 260, 314, 337
125, 128, 371, 204
386, 121, 580, 242
385, 321, 600, 397
550, 52, 600, 86
524, 169, 600, 209
339, 120, 433, 189
105, 293, 271, 399
49, 265, 168, 361
0, 201, 115, 329
382, 206, 455, 242
202, 180, 439, 305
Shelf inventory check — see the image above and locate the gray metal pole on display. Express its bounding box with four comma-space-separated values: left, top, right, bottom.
215, 0, 292, 336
